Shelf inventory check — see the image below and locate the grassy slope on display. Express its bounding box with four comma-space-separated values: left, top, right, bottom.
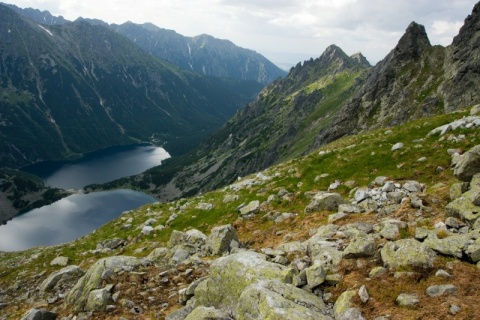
1, 108, 480, 318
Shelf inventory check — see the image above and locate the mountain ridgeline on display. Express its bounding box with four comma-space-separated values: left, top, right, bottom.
5, 2, 287, 85
0, 4, 264, 168
94, 2, 480, 201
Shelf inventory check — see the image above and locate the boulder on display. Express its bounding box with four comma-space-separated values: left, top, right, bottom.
445, 197, 480, 224
454, 145, 480, 181
235, 280, 331, 320
305, 237, 342, 273
147, 247, 169, 265
206, 224, 239, 256
450, 182, 470, 201
424, 234, 470, 258
343, 234, 376, 258
426, 284, 457, 297
465, 243, 480, 262
379, 223, 400, 240
65, 256, 142, 312
85, 286, 113, 312
305, 263, 326, 289
239, 200, 261, 216
396, 293, 419, 307
381, 239, 436, 270
333, 290, 364, 320
194, 251, 286, 312
185, 306, 230, 320
50, 256, 69, 267
40, 265, 85, 293
21, 309, 57, 320
305, 193, 346, 213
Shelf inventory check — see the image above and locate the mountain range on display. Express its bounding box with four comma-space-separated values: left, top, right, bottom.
0, 3, 266, 169
4, 2, 287, 84
90, 2, 480, 202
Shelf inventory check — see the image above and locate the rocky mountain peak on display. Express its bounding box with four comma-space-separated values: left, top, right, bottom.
350, 52, 371, 67
392, 21, 431, 63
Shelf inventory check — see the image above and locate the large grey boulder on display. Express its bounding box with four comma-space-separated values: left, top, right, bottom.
424, 234, 471, 258
65, 256, 142, 312
239, 200, 261, 216
454, 145, 480, 181
40, 265, 84, 293
85, 286, 113, 312
206, 224, 239, 256
21, 309, 57, 320
194, 251, 286, 312
381, 239, 436, 270
343, 233, 376, 258
185, 306, 230, 320
306, 235, 342, 273
305, 193, 346, 213
446, 174, 480, 224
235, 280, 332, 320
333, 290, 365, 320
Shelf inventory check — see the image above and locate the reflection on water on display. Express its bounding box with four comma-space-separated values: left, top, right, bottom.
22, 144, 170, 189
0, 190, 155, 252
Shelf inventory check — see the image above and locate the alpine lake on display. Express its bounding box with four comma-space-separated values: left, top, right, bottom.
0, 144, 170, 251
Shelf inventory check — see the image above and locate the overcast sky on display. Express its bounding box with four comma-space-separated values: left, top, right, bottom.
4, 0, 479, 69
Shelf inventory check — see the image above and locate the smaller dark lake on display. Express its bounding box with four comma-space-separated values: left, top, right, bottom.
0, 190, 156, 252
22, 144, 170, 189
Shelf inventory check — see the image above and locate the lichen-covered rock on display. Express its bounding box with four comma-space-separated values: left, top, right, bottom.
235, 280, 332, 320
450, 182, 470, 201
65, 256, 142, 312
185, 306, 230, 320
50, 256, 69, 267
343, 233, 376, 258
379, 223, 400, 240
381, 239, 436, 270
333, 290, 359, 319
21, 309, 57, 320
305, 193, 346, 213
445, 197, 480, 224
305, 236, 342, 273
396, 293, 419, 307
239, 200, 261, 216
466, 242, 480, 262
424, 234, 470, 258
206, 224, 239, 256
305, 263, 326, 289
454, 145, 480, 181
147, 247, 169, 264
40, 265, 84, 293
426, 284, 457, 297
194, 251, 286, 312
85, 287, 113, 312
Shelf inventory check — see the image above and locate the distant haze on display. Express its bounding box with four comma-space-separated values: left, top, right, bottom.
3, 0, 478, 67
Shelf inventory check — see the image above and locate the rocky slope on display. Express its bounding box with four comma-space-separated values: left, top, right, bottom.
0, 4, 262, 168
1, 106, 480, 319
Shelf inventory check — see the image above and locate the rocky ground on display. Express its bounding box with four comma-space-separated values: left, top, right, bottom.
2, 109, 480, 319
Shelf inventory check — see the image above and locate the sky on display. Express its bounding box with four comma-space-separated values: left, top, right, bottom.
3, 0, 479, 69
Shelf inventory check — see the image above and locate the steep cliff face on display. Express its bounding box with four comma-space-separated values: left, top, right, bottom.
314, 22, 445, 147
442, 1, 480, 111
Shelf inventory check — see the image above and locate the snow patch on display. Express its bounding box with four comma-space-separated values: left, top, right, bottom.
38, 25, 53, 37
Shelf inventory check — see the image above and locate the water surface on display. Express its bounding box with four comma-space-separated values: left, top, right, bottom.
22, 144, 170, 189
0, 189, 155, 252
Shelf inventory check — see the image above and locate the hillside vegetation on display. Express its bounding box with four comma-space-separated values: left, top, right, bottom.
1, 107, 480, 319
